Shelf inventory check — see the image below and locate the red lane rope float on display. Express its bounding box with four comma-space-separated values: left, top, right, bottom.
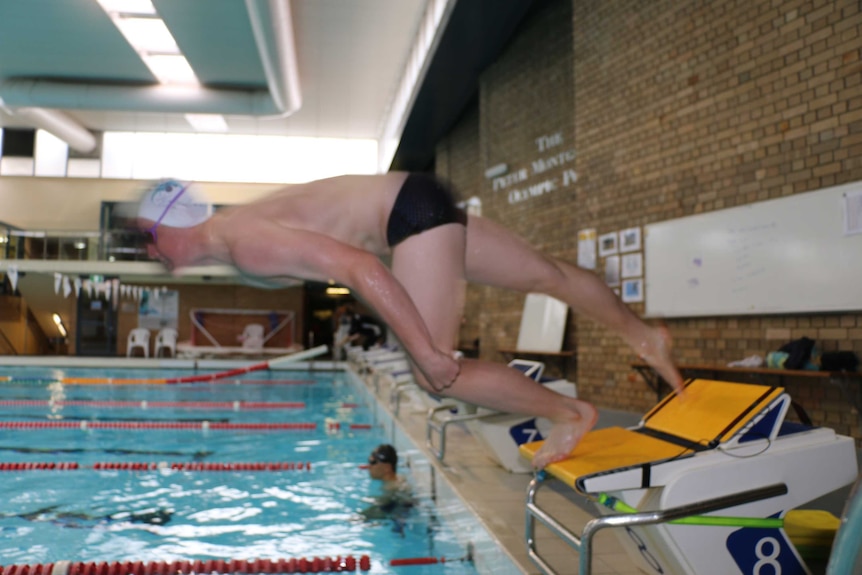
94, 461, 313, 471
0, 462, 80, 470
207, 379, 317, 385
390, 558, 445, 566
0, 461, 312, 471
390, 544, 474, 567
0, 421, 317, 431
0, 400, 305, 410
0, 555, 372, 573
325, 423, 373, 431
0, 345, 328, 386
0, 378, 317, 386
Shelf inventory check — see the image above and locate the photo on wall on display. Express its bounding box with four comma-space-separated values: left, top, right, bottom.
138, 289, 179, 330
621, 278, 644, 303
619, 227, 641, 253
577, 228, 598, 270
598, 232, 618, 256
621, 253, 643, 279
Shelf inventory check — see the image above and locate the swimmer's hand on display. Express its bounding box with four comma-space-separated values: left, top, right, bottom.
421, 350, 462, 392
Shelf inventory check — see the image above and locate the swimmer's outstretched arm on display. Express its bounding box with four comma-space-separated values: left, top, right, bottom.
221, 223, 459, 390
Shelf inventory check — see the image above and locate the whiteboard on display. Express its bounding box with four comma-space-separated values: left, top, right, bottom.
645, 181, 862, 317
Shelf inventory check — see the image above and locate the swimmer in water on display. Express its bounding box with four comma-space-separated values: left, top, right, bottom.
359, 445, 414, 535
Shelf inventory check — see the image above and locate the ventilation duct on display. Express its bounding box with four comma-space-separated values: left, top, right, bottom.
0, 0, 301, 148
245, 0, 302, 116
8, 108, 97, 153
0, 80, 284, 116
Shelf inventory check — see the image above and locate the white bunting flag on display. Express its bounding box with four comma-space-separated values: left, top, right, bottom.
6, 265, 18, 292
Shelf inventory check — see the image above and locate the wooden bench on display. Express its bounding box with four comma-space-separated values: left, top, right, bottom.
631, 360, 862, 420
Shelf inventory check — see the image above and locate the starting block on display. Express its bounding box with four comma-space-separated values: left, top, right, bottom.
519, 378, 858, 575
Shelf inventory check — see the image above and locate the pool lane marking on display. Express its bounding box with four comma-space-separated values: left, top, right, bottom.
0, 555, 372, 573
0, 378, 318, 385
0, 420, 374, 431
0, 461, 314, 471
0, 421, 319, 430
0, 344, 328, 386
0, 400, 306, 410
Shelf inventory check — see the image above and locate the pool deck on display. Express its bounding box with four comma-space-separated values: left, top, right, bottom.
382, 384, 858, 575
389, 394, 644, 575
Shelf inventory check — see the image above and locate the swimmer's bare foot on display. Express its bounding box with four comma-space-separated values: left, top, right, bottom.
630, 325, 684, 397
532, 400, 598, 469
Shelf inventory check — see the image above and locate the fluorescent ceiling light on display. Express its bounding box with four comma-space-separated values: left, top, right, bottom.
326, 287, 351, 296
96, 0, 198, 86
184, 114, 229, 133
114, 17, 179, 54
96, 0, 155, 15
143, 55, 198, 85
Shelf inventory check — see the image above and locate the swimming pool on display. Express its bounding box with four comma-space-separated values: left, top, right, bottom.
0, 360, 507, 574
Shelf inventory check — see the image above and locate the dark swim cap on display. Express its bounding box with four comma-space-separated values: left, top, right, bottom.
371, 444, 398, 468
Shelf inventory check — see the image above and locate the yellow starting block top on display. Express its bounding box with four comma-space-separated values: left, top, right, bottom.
520, 378, 787, 493
642, 377, 785, 445
519, 426, 695, 489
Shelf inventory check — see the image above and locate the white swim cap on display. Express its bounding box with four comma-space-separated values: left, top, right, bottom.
137, 179, 213, 228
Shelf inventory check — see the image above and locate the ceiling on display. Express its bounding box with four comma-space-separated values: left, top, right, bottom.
0, 0, 543, 342
0, 0, 540, 172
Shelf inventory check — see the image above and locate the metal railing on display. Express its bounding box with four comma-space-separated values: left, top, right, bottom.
525, 475, 789, 575
0, 228, 151, 263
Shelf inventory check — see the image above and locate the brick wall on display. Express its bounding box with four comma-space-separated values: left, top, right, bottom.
440, 0, 862, 442
573, 0, 862, 441
439, 0, 577, 375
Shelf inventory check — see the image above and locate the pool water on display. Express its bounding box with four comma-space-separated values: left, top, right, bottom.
0, 366, 477, 573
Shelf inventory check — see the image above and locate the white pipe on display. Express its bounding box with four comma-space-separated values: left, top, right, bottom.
0, 0, 301, 118
0, 80, 279, 116
267, 345, 328, 367
11, 108, 97, 154
245, 0, 302, 117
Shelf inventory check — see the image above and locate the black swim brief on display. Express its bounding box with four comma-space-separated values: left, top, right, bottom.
386, 173, 468, 247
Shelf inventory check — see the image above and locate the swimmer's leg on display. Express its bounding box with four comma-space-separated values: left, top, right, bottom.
445, 358, 598, 467
391, 224, 596, 467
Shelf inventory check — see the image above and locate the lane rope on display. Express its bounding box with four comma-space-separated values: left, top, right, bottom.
0, 421, 318, 430
390, 543, 474, 567
0, 378, 317, 386
0, 400, 306, 410
0, 555, 372, 573
0, 345, 327, 386
0, 461, 313, 472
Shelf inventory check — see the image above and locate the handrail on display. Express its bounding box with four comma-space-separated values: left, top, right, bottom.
525, 473, 788, 575
1, 228, 151, 263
